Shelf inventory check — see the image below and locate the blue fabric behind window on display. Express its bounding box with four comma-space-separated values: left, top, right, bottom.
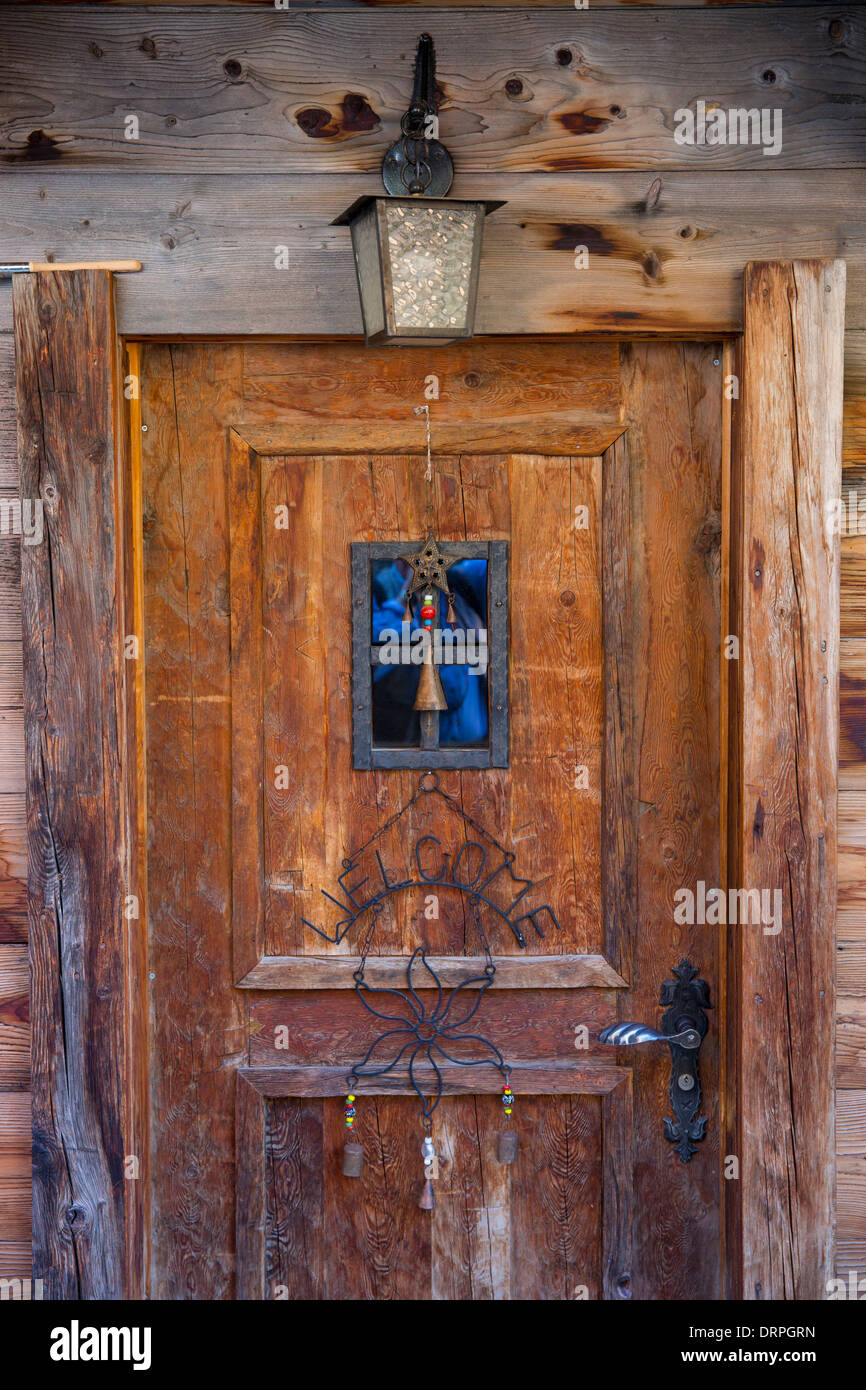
371, 558, 489, 747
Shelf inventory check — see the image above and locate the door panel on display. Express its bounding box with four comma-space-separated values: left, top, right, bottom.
236, 1071, 632, 1302
229, 446, 606, 978
139, 339, 722, 1300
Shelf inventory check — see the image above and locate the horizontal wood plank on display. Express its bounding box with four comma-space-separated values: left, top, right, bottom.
838, 995, 866, 1088
238, 338, 620, 454
0, 1241, 31, 1279
837, 1156, 866, 1240
0, 941, 28, 1086
240, 951, 627, 990
837, 1090, 866, 1155
1, 9, 862, 173
241, 1061, 629, 1097
2, 172, 866, 337
839, 941, 866, 994
0, 335, 15, 489
249, 987, 616, 1065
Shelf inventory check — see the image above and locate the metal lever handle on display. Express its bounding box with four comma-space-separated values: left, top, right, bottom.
597, 959, 711, 1163
598, 1021, 701, 1050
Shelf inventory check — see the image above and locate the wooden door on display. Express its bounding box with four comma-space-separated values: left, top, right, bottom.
139, 339, 722, 1301
17, 269, 842, 1300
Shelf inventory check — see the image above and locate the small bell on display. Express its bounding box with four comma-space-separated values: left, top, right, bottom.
419, 1132, 436, 1209
497, 1130, 519, 1165
342, 1141, 364, 1178
413, 655, 448, 711
445, 596, 457, 627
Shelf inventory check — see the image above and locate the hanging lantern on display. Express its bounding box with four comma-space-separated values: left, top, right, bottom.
334, 34, 503, 347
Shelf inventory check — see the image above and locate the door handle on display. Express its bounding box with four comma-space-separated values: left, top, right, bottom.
597, 958, 711, 1163
597, 1021, 701, 1050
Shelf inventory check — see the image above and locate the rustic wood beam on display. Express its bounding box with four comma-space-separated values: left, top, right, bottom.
238, 952, 627, 990
1, 171, 864, 338
731, 259, 844, 1299
15, 270, 141, 1298
1, 8, 861, 173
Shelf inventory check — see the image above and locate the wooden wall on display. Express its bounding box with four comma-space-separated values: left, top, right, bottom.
1, 1, 864, 1292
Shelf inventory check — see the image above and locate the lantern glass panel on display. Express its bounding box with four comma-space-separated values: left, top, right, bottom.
348, 200, 386, 341
384, 201, 480, 334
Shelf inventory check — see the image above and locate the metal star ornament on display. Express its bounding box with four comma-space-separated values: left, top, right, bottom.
399, 532, 458, 603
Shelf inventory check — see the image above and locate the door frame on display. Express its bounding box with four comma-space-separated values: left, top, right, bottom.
14, 260, 844, 1300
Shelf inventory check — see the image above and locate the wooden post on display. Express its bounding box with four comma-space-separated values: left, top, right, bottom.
729, 260, 845, 1299
15, 270, 141, 1298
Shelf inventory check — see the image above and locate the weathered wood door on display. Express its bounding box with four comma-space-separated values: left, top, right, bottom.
139, 338, 725, 1301
17, 265, 842, 1300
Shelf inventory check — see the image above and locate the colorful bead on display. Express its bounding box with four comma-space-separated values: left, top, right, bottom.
345, 1092, 358, 1128
420, 604, 436, 620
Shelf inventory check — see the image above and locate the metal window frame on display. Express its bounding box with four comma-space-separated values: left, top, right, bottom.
351, 539, 508, 770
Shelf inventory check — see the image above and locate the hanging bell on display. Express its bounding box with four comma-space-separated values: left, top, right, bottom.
445, 595, 457, 627
497, 1130, 519, 1165
413, 655, 448, 711
418, 1178, 436, 1211
342, 1141, 364, 1178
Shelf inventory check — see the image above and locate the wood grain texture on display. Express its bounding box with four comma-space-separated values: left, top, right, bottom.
836, 1090, 866, 1155
240, 340, 621, 457
235, 1073, 266, 1301
242, 1062, 628, 1097
1, 9, 862, 173
240, 1082, 628, 1300
838, 996, 866, 1088
141, 343, 247, 1299
0, 1089, 30, 1244
0, 793, 27, 945
264, 1094, 324, 1301
240, 953, 626, 989
733, 260, 844, 1300
16, 270, 132, 1298
250, 989, 616, 1067
838, 787, 866, 937
0, 943, 28, 1091
601, 431, 635, 984
619, 341, 723, 1300
3, 172, 866, 337
0, 336, 16, 487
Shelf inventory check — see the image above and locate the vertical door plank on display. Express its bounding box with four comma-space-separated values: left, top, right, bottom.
602, 433, 637, 984
733, 260, 845, 1299
261, 455, 325, 958
323, 1095, 432, 1299
236, 1074, 266, 1301
264, 1097, 324, 1301
432, 1094, 510, 1301
142, 343, 246, 1298
509, 1095, 602, 1300
15, 270, 134, 1297
620, 341, 723, 1300
229, 429, 266, 977
509, 456, 603, 956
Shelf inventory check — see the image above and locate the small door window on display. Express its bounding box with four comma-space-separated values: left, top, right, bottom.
351, 540, 508, 769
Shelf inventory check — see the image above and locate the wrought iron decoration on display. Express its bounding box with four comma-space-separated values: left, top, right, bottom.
312, 773, 553, 1206
349, 946, 511, 1124
303, 771, 560, 947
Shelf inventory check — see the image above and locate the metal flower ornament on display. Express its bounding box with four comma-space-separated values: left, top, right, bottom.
349, 946, 510, 1123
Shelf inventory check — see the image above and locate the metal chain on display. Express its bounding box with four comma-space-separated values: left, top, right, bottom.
413, 403, 434, 529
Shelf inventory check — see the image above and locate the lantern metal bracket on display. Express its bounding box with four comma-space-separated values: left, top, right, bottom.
382, 33, 454, 198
